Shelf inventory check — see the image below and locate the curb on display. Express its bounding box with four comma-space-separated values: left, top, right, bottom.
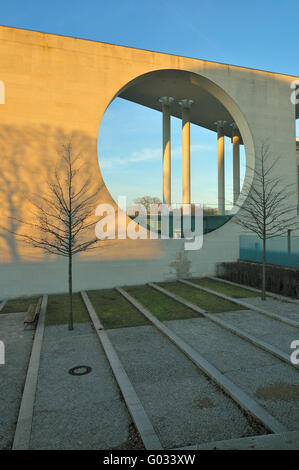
12, 295, 48, 450
81, 290, 162, 451
0, 299, 7, 312
175, 430, 299, 450
181, 279, 299, 329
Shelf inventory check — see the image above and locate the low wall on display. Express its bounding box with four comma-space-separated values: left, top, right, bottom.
216, 260, 299, 299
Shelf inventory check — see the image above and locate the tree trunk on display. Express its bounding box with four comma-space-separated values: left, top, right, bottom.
68, 253, 73, 330
262, 238, 266, 301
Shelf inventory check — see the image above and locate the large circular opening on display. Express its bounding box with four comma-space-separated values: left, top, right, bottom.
98, 69, 254, 235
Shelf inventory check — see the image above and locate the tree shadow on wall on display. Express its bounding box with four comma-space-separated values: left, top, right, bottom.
0, 124, 103, 264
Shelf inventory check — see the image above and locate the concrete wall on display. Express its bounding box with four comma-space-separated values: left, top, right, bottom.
0, 26, 298, 298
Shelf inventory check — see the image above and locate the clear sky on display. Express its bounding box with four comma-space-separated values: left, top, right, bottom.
2, 0, 298, 208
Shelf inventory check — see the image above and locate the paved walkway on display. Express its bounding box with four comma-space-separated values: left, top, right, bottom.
3, 286, 299, 450
165, 314, 299, 432
107, 324, 263, 449
0, 312, 34, 449
238, 296, 299, 322
30, 323, 138, 450
216, 305, 299, 356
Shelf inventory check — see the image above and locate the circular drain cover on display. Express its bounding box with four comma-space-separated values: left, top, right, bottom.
68, 365, 92, 376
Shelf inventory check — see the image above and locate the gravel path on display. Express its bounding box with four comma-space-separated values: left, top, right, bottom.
215, 309, 299, 355
30, 323, 136, 450
239, 296, 299, 322
4, 291, 298, 449
164, 317, 299, 431
0, 312, 34, 449
107, 324, 265, 449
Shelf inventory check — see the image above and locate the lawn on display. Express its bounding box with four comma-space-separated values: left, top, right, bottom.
158, 281, 245, 313
191, 278, 259, 298
2, 295, 40, 314
87, 289, 149, 329
46, 293, 89, 326
124, 284, 200, 321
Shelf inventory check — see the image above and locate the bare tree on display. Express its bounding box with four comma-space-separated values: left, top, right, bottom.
12, 141, 100, 330
134, 196, 162, 213
233, 142, 298, 300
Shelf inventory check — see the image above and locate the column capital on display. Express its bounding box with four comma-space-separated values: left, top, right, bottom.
159, 96, 174, 106
178, 98, 194, 109
214, 120, 227, 129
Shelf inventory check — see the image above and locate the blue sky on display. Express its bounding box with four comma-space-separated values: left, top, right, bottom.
2, 0, 298, 207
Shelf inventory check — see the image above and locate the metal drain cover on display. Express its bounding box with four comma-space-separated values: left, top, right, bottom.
68, 365, 92, 376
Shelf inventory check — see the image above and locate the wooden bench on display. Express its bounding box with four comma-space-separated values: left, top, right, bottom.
24, 297, 42, 330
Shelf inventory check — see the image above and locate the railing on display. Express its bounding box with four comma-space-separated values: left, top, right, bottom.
129, 214, 232, 237
240, 235, 299, 269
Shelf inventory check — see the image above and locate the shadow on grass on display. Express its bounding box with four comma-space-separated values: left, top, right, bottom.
46, 293, 89, 326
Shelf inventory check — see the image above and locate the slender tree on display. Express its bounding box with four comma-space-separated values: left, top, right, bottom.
12, 141, 100, 329
233, 142, 298, 300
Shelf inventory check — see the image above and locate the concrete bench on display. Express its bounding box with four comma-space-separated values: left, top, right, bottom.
24, 297, 42, 330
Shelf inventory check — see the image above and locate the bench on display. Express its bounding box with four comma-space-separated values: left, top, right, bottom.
24, 297, 42, 330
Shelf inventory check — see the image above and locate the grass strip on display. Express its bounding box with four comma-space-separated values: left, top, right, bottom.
87, 288, 149, 329
158, 281, 245, 313
192, 278, 259, 298
2, 296, 40, 314
46, 293, 89, 326
124, 284, 200, 321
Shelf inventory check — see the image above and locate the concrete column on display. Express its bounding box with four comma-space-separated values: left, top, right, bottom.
215, 120, 227, 215
179, 99, 194, 204
159, 96, 174, 205
231, 122, 240, 204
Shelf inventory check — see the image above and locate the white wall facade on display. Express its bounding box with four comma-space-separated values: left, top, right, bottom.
0, 26, 298, 298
